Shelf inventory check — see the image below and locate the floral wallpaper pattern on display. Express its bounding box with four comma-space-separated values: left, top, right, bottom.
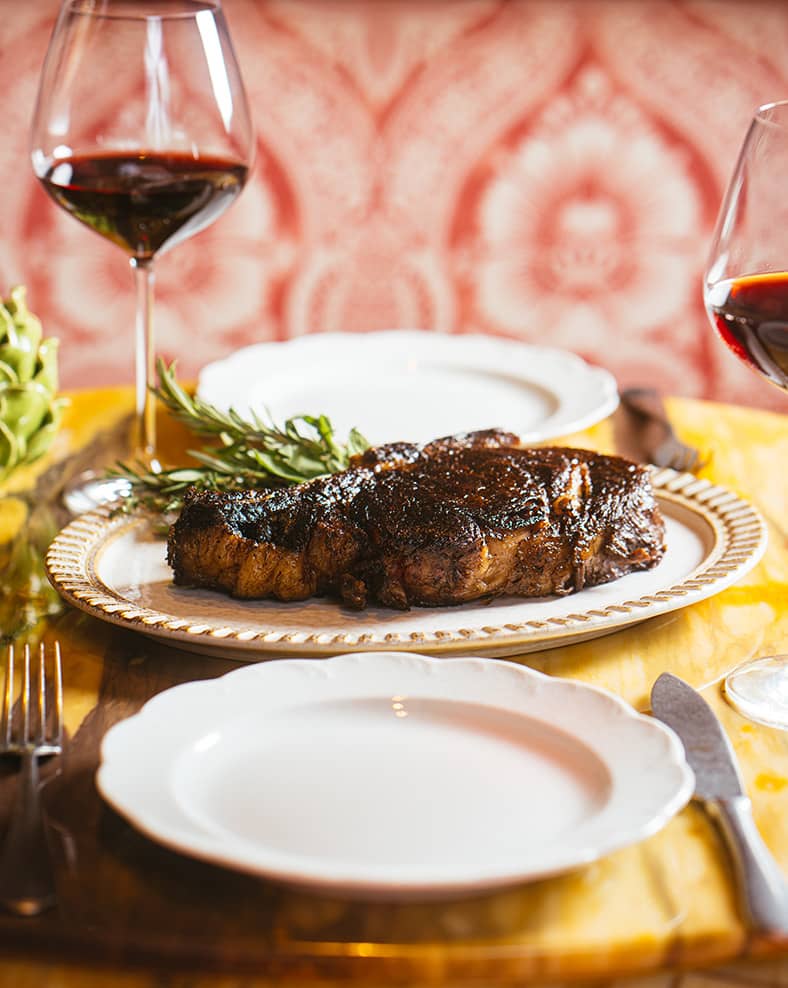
2, 0, 788, 412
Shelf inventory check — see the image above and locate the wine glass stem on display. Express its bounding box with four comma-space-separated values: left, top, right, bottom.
130, 256, 159, 470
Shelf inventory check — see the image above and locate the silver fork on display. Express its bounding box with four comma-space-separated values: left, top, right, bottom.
619, 387, 705, 473
0, 642, 63, 916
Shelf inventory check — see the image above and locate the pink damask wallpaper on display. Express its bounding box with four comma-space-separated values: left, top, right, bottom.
3, 0, 788, 412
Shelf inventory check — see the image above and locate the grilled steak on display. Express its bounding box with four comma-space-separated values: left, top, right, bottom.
167, 430, 666, 610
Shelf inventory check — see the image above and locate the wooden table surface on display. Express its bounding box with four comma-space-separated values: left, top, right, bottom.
0, 387, 786, 988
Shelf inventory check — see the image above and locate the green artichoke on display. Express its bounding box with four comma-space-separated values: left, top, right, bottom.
0, 286, 66, 483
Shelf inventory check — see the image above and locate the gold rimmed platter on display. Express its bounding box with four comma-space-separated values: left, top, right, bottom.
45, 469, 767, 660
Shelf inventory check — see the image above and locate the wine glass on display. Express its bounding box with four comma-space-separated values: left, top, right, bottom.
704, 99, 788, 729
31, 0, 253, 510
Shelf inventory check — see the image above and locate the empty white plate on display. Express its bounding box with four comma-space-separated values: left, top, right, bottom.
196, 331, 619, 445
97, 652, 693, 899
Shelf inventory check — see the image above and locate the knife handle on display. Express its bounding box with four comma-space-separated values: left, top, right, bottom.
711, 796, 788, 940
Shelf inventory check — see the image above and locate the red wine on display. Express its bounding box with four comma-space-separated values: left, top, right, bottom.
39, 152, 248, 259
707, 273, 788, 389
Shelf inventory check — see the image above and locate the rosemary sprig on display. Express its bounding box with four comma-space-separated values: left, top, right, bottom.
113, 358, 370, 514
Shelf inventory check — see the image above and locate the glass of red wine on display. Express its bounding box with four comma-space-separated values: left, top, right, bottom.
704, 99, 788, 729
31, 0, 253, 510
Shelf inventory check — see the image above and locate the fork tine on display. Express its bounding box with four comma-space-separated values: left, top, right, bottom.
0, 641, 62, 917
53, 641, 63, 746
37, 643, 46, 747
1, 645, 12, 747
22, 644, 31, 746
655, 438, 698, 473
679, 447, 698, 472
0, 643, 64, 750
670, 450, 687, 472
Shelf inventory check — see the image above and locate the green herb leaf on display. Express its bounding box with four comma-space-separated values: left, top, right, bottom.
112, 359, 371, 514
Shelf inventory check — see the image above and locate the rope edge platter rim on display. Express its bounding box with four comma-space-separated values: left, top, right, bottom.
44, 469, 768, 651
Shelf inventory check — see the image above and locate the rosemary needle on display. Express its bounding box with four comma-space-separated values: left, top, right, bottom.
112, 358, 369, 515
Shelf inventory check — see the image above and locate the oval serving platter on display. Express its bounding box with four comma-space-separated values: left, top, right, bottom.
45, 468, 767, 659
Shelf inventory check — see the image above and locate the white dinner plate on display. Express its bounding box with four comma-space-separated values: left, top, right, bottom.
45, 469, 766, 659
97, 652, 694, 899
196, 332, 619, 444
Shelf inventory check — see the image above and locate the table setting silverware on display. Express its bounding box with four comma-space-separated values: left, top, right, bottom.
618, 386, 706, 473
620, 389, 787, 731
651, 672, 788, 942
0, 641, 63, 917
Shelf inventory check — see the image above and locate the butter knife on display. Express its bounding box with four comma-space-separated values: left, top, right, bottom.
651, 672, 788, 941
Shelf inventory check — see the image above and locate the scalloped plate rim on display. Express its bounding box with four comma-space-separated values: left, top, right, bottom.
95, 651, 695, 898
195, 331, 620, 444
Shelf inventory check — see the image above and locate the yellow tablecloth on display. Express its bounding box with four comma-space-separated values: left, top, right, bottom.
0, 387, 786, 988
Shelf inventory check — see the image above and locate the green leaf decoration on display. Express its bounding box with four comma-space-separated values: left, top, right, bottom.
112, 358, 372, 515
0, 287, 66, 484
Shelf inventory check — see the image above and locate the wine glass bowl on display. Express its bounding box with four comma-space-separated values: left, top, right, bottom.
704, 100, 788, 394
703, 99, 788, 728
705, 274, 788, 389
31, 0, 253, 494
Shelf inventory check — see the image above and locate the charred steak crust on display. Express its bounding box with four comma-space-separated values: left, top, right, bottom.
167, 430, 666, 610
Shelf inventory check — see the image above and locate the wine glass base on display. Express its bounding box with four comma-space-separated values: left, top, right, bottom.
62, 471, 131, 515
724, 655, 788, 730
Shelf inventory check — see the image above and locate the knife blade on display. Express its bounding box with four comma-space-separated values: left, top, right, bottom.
651, 672, 788, 941
651, 671, 745, 800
